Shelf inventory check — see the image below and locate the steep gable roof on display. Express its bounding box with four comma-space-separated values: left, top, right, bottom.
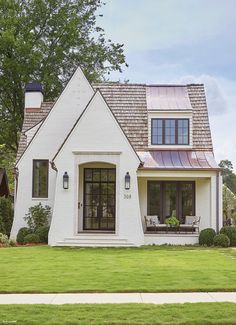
16, 82, 213, 162
16, 66, 94, 165
53, 90, 141, 163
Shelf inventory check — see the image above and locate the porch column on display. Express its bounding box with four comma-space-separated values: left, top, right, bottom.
210, 175, 217, 230
210, 173, 222, 232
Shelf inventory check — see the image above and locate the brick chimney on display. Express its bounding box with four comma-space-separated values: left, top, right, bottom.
25, 81, 43, 113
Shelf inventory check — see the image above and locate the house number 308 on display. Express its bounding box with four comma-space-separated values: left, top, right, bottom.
124, 194, 131, 199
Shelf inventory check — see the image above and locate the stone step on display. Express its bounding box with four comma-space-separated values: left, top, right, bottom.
56, 235, 134, 247
56, 241, 134, 247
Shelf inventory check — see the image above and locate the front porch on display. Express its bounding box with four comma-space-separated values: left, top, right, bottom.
138, 168, 221, 244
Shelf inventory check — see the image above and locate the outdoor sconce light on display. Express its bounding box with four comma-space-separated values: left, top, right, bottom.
125, 172, 131, 190
63, 172, 69, 189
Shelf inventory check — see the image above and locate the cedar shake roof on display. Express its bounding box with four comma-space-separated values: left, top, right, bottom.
16, 83, 213, 162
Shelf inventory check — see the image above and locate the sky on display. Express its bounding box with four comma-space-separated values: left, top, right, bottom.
97, 0, 236, 171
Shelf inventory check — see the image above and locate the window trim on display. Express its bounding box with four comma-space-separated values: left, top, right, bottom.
151, 118, 190, 145
32, 159, 49, 198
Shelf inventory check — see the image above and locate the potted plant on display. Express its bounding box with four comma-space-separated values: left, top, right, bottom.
165, 213, 180, 228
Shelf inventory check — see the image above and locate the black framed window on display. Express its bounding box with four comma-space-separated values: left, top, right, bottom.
147, 181, 195, 223
32, 160, 49, 198
151, 119, 189, 145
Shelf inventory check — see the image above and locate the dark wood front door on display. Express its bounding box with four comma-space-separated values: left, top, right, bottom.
83, 168, 116, 231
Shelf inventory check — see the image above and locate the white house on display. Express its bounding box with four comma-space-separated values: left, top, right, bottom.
11, 67, 222, 246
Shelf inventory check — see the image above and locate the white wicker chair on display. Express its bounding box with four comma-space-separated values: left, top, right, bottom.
181, 216, 201, 233
144, 215, 159, 231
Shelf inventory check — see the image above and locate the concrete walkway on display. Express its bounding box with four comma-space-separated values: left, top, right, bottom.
0, 292, 236, 305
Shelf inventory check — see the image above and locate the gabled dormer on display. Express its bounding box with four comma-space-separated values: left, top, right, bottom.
146, 85, 193, 149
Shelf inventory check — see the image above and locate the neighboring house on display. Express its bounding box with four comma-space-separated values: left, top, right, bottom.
10, 67, 222, 246
0, 168, 10, 197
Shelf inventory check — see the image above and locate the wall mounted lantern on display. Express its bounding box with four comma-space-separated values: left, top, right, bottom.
125, 172, 131, 190
63, 172, 69, 189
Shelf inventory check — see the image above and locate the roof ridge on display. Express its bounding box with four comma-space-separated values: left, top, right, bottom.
93, 82, 205, 87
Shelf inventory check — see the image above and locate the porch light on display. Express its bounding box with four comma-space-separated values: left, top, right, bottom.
125, 172, 131, 190
63, 172, 69, 189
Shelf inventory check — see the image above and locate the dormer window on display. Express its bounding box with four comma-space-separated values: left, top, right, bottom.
151, 118, 189, 145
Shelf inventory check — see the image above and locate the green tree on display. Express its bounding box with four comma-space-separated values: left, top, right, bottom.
222, 185, 236, 219
219, 160, 236, 194
0, 144, 15, 192
0, 0, 127, 152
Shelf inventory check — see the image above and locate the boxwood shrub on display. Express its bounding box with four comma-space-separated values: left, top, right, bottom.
23, 233, 40, 244
213, 234, 230, 247
199, 228, 216, 246
16, 227, 31, 244
35, 226, 49, 243
220, 226, 236, 247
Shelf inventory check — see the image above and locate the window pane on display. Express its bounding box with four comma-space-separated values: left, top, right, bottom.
152, 119, 163, 144
108, 169, 116, 182
152, 134, 157, 145
181, 183, 194, 218
84, 169, 92, 181
93, 169, 100, 181
164, 183, 177, 220
32, 160, 48, 198
101, 169, 108, 182
165, 120, 175, 144
147, 182, 161, 217
178, 120, 189, 144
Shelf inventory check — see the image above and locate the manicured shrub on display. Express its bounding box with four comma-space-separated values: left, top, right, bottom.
0, 232, 9, 246
199, 228, 216, 246
16, 227, 31, 244
35, 226, 49, 243
0, 197, 13, 236
23, 233, 40, 244
9, 239, 17, 247
24, 203, 51, 231
220, 226, 236, 247
213, 234, 230, 247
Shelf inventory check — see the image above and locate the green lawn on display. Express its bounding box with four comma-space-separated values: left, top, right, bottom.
0, 303, 236, 325
0, 246, 235, 293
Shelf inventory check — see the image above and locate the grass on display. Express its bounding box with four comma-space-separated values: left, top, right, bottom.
0, 246, 235, 293
0, 303, 236, 324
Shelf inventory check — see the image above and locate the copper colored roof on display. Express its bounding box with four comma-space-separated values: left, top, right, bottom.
146, 85, 192, 110
138, 151, 220, 170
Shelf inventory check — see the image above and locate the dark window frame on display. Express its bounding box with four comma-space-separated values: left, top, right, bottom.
32, 159, 49, 198
83, 168, 116, 231
151, 118, 190, 145
147, 180, 195, 223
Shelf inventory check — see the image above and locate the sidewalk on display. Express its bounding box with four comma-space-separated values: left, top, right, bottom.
0, 292, 236, 305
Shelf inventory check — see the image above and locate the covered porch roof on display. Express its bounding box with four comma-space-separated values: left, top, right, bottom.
138, 150, 220, 171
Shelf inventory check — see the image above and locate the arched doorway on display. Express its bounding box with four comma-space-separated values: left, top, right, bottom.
79, 163, 116, 231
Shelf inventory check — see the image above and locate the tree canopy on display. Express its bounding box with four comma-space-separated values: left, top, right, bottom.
219, 160, 236, 194
0, 0, 127, 152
